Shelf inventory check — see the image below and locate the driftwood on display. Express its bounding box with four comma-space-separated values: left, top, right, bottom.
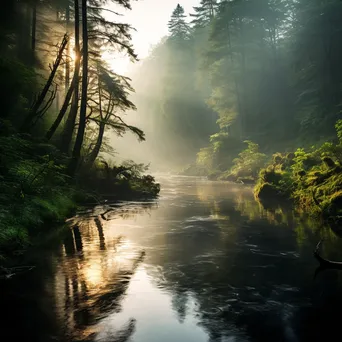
314, 239, 342, 270
0, 265, 36, 280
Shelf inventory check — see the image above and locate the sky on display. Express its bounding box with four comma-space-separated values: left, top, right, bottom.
106, 0, 200, 72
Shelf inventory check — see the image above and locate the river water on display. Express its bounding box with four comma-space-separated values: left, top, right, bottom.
2, 175, 342, 342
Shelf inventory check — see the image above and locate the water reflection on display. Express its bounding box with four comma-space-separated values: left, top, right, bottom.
2, 176, 342, 342
55, 216, 150, 341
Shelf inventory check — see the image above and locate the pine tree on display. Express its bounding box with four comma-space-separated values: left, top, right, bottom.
85, 63, 144, 166
190, 0, 218, 28
168, 4, 190, 40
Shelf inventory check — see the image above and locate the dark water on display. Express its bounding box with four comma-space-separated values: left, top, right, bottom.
2, 175, 342, 342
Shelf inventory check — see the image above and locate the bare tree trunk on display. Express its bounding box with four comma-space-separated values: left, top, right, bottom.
31, 1, 37, 53
60, 0, 80, 153
21, 34, 69, 130
237, 16, 247, 138
17, 3, 31, 62
69, 0, 88, 175
227, 16, 243, 139
45, 71, 77, 140
87, 123, 105, 166
65, 0, 70, 92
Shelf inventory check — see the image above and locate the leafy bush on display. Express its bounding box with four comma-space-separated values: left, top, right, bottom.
230, 141, 267, 180
78, 159, 160, 199
0, 134, 76, 256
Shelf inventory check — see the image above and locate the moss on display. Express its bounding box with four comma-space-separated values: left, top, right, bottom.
297, 170, 306, 177
322, 190, 342, 217
286, 152, 295, 160
0, 134, 160, 261
273, 153, 283, 164
253, 127, 342, 224
255, 182, 282, 200
322, 156, 336, 168
260, 168, 283, 184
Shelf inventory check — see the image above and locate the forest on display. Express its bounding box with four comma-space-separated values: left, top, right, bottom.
0, 0, 160, 258
126, 0, 342, 228
1, 0, 342, 258
2, 1, 342, 340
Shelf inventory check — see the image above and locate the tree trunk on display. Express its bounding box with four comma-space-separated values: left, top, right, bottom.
238, 16, 247, 138
31, 1, 37, 53
45, 71, 77, 140
21, 34, 69, 130
65, 0, 70, 92
17, 3, 31, 62
227, 17, 243, 139
87, 123, 105, 166
69, 0, 88, 175
60, 0, 80, 153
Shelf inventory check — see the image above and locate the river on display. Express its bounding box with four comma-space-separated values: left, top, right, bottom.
2, 175, 342, 342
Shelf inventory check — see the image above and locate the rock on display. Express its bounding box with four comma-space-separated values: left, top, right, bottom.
255, 182, 279, 200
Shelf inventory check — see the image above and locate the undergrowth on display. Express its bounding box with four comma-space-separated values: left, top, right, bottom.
254, 120, 342, 223
0, 132, 160, 260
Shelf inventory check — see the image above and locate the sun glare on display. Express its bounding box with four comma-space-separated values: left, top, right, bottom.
101, 50, 131, 74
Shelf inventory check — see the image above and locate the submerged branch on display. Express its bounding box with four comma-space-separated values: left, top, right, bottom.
314, 239, 342, 269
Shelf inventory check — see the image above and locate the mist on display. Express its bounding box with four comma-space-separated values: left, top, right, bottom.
106, 0, 342, 177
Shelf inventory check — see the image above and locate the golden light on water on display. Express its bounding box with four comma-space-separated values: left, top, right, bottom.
83, 264, 102, 286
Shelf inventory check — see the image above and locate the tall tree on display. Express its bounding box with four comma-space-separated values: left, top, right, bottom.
85, 64, 144, 166
168, 4, 190, 40
69, 0, 88, 174
190, 0, 218, 28
59, 0, 81, 153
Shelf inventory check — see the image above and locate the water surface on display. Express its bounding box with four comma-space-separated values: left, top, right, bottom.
2, 175, 342, 342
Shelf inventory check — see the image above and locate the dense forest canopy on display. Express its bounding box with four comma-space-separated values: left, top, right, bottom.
115, 0, 342, 172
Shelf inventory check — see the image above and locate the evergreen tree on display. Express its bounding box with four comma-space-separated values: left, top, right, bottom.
190, 0, 218, 28
168, 4, 190, 40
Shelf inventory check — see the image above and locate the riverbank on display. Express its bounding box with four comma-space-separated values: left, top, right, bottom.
181, 121, 342, 226
0, 132, 160, 261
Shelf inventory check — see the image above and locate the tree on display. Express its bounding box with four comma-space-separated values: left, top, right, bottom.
69, 0, 88, 174
168, 4, 190, 40
290, 0, 342, 141
85, 64, 144, 166
57, 0, 81, 153
190, 0, 218, 28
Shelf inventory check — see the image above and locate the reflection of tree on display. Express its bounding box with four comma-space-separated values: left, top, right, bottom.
54, 216, 146, 341
97, 318, 136, 342
96, 200, 158, 221
171, 288, 188, 323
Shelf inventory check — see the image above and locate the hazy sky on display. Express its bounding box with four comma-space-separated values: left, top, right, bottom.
128, 0, 199, 57
107, 0, 200, 72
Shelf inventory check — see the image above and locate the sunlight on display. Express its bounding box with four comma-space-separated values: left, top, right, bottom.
101, 50, 131, 74
84, 264, 103, 286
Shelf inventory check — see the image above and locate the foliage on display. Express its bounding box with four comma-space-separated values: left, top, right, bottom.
79, 159, 160, 199
0, 134, 76, 256
168, 4, 191, 40
190, 0, 218, 28
129, 0, 342, 179
228, 141, 267, 181
254, 122, 342, 223
0, 0, 160, 260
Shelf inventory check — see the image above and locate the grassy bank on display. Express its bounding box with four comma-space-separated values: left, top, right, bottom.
0, 131, 159, 260
182, 121, 342, 226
